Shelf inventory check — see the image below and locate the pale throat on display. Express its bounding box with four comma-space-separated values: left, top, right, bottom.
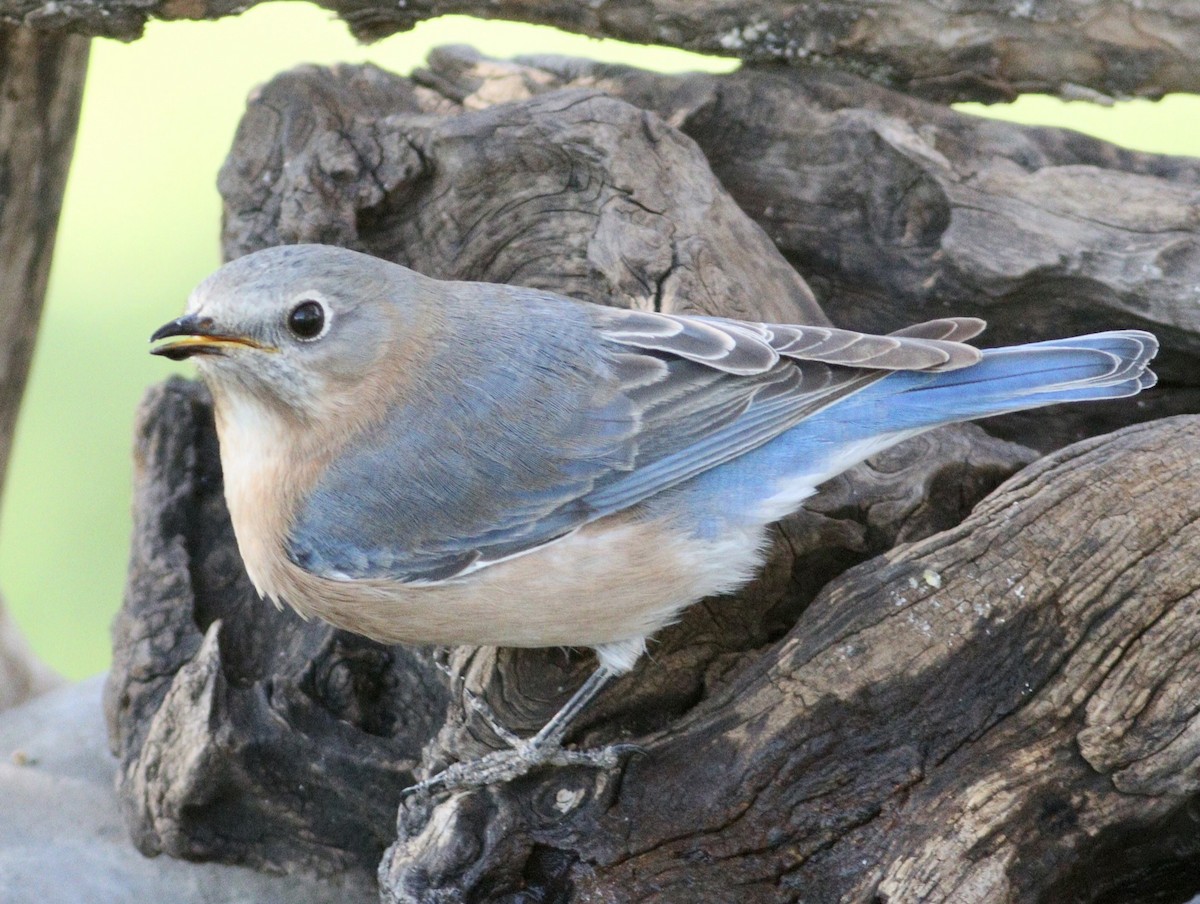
207, 383, 318, 601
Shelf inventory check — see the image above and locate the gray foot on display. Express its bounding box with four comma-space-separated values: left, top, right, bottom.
405, 739, 637, 797
407, 665, 633, 796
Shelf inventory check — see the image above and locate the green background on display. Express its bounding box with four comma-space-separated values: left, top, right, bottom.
3, 9, 1197, 680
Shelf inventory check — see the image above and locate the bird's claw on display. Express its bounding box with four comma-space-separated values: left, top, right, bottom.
403, 740, 639, 798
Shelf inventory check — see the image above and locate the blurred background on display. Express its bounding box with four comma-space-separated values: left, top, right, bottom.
3, 9, 1198, 680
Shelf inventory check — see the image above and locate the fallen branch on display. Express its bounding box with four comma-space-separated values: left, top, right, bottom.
7, 0, 1200, 102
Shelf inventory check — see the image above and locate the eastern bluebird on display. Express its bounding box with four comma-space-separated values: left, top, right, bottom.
150, 244, 1157, 790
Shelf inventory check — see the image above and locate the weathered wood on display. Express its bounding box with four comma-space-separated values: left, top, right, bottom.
7, 0, 1200, 103
0, 27, 87, 709
412, 49, 1200, 450
0, 27, 88, 516
383, 416, 1200, 904
218, 64, 826, 325
105, 378, 452, 875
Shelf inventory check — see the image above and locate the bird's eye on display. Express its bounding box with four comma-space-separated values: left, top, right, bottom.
287, 300, 326, 340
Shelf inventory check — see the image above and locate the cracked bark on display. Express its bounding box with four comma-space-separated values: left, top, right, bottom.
217, 66, 825, 325
106, 55, 1200, 903
7, 0, 1200, 103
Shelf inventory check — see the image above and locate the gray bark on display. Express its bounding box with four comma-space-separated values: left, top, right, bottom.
218, 66, 825, 325
0, 27, 88, 521
0, 27, 87, 708
6, 0, 1200, 102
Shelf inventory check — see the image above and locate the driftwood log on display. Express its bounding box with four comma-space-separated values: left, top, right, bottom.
102, 54, 1200, 903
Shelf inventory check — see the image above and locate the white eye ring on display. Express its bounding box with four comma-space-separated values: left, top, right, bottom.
286, 296, 331, 341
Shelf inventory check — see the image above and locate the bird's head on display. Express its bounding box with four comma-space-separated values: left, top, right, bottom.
151, 245, 425, 421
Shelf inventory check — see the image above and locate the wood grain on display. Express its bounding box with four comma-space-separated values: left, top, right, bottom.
0, 27, 86, 709
8, 0, 1200, 102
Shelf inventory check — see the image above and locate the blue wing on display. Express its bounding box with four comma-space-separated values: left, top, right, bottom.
285, 287, 987, 584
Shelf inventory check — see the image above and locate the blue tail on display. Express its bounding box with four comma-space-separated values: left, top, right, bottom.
676, 330, 1158, 529
850, 330, 1158, 431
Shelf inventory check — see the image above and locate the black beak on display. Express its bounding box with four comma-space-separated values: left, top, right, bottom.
150, 315, 267, 360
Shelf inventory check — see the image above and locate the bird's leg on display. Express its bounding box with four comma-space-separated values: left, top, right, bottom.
406, 665, 633, 795
526, 664, 614, 751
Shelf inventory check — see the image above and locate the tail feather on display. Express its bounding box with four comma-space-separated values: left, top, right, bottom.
865, 330, 1157, 426
1024, 331, 1158, 386
680, 329, 1158, 527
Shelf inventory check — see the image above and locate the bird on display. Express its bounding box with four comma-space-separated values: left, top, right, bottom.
150, 243, 1157, 792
